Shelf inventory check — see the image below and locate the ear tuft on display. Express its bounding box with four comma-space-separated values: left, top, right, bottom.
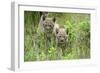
53, 17, 56, 22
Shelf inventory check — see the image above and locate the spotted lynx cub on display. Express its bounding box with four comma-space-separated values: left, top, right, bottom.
34, 12, 56, 60
54, 25, 68, 59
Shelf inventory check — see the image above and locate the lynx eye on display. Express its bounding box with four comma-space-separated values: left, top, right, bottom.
49, 25, 52, 27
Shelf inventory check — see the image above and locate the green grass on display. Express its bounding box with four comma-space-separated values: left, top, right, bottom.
24, 11, 90, 61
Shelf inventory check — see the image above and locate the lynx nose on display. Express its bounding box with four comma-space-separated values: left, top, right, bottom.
60, 39, 64, 42
60, 38, 65, 42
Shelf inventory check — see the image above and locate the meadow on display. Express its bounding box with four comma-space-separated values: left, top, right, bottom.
24, 11, 90, 61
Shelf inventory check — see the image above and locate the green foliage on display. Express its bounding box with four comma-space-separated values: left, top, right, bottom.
48, 47, 57, 60
24, 11, 90, 61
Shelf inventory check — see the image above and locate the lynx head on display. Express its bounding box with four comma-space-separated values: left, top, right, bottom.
42, 16, 56, 33
55, 27, 68, 44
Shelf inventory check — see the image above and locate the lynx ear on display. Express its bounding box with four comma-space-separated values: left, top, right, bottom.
66, 28, 69, 35
53, 17, 56, 23
55, 28, 59, 35
42, 15, 46, 21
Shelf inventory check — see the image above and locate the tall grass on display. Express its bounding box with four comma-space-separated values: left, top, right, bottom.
24, 11, 90, 61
